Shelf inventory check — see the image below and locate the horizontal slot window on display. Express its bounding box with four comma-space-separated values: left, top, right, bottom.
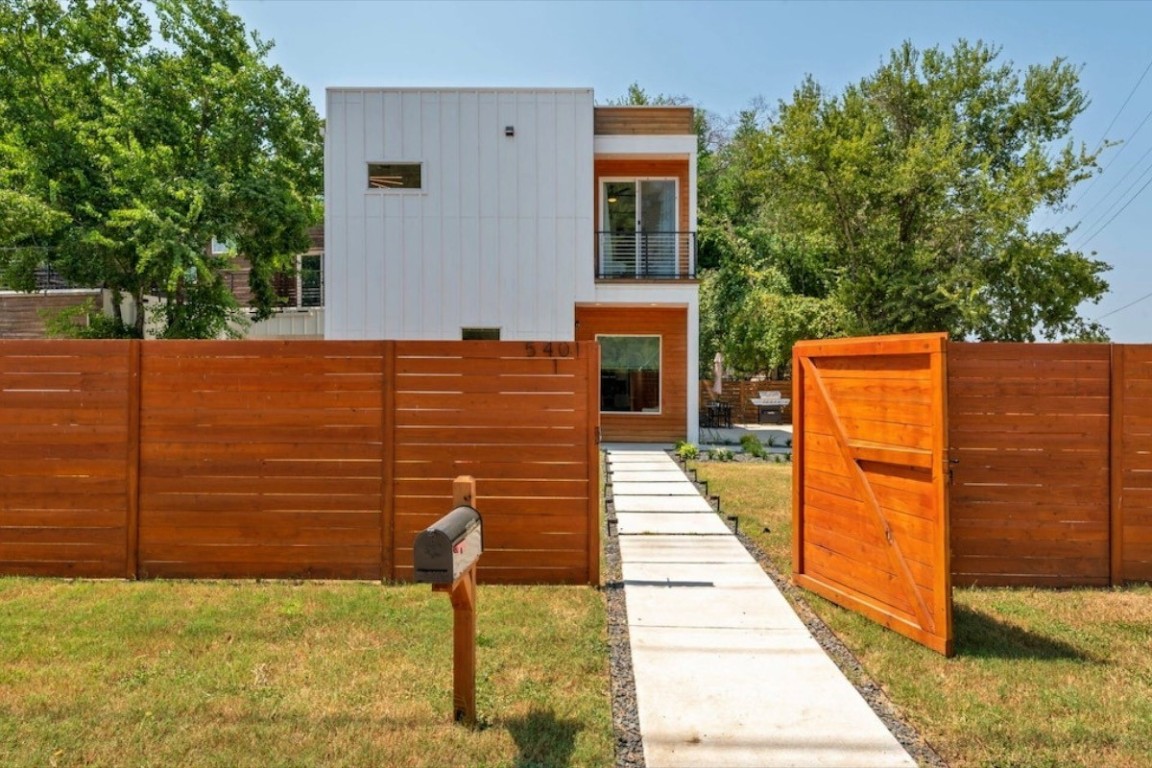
368, 162, 422, 190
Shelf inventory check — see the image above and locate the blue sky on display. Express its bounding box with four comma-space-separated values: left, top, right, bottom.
230, 0, 1152, 342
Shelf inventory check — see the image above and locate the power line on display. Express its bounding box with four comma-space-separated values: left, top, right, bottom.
1074, 142, 1152, 224
1077, 171, 1152, 248
1091, 56, 1152, 152
1094, 287, 1152, 321
1071, 55, 1152, 208
1077, 102, 1152, 202
1073, 160, 1152, 248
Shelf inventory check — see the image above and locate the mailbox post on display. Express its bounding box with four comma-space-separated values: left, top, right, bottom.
412, 475, 482, 726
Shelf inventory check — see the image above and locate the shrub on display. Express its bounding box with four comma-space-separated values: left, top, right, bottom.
740, 434, 767, 458
711, 448, 735, 462
674, 441, 699, 460
41, 299, 139, 339
766, 433, 794, 449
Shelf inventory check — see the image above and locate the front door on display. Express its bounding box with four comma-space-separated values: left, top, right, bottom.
602, 180, 678, 277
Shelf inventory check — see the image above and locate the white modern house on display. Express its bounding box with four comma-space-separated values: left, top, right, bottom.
324, 87, 699, 443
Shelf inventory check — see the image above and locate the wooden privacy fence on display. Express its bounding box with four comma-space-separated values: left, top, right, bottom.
698, 379, 794, 424
793, 334, 1152, 655
0, 340, 600, 585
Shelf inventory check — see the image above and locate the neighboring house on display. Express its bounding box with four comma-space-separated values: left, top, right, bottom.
324, 88, 699, 443
1, 233, 324, 341
0, 265, 102, 339
234, 225, 326, 339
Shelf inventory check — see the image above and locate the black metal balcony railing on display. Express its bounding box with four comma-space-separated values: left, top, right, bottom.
596, 231, 696, 280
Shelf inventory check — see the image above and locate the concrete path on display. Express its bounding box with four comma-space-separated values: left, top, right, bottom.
606, 446, 916, 768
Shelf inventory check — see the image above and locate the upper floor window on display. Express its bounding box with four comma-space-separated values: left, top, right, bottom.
368, 162, 422, 190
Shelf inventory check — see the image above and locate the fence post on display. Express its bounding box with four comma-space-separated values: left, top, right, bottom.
381, 340, 396, 582
584, 342, 601, 586
125, 339, 141, 580
1110, 344, 1125, 586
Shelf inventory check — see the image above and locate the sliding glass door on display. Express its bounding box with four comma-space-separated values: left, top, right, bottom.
602, 180, 678, 277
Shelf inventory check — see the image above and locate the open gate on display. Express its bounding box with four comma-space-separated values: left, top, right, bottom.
792, 334, 953, 656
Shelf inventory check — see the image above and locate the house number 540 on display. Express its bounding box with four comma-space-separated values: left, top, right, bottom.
524, 342, 571, 358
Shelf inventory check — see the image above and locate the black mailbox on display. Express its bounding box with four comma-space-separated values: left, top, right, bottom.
413, 505, 483, 584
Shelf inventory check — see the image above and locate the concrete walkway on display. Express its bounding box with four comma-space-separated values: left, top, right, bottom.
606, 446, 916, 768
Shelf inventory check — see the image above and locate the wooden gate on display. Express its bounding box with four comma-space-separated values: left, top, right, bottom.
793, 334, 952, 655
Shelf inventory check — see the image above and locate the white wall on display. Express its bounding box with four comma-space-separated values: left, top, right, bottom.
325, 88, 595, 340
246, 309, 324, 339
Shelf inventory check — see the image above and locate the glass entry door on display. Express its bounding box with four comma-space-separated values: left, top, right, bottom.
602, 180, 678, 277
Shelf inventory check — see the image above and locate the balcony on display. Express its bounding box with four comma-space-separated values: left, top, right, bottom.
595, 231, 696, 280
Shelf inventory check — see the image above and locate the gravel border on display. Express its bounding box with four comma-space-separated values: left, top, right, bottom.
603, 489, 645, 768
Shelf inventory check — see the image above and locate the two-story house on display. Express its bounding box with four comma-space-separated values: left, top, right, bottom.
324, 88, 699, 443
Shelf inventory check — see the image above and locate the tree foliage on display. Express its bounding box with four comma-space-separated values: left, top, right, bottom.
764, 41, 1109, 340
0, 0, 322, 337
699, 40, 1112, 375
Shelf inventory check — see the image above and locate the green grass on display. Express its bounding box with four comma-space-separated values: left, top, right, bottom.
695, 461, 1152, 768
0, 579, 612, 768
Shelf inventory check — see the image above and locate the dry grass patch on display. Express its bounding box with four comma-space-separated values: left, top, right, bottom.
0, 579, 611, 768
694, 460, 1152, 768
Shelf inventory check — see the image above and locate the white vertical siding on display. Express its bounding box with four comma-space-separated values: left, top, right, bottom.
325, 88, 594, 341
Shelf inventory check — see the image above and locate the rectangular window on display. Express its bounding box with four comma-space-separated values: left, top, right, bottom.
462, 327, 500, 340
598, 335, 661, 413
368, 162, 422, 190
300, 254, 323, 308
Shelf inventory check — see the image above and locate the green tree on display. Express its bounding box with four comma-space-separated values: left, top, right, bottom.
699, 225, 845, 377
759, 40, 1109, 341
0, 0, 322, 338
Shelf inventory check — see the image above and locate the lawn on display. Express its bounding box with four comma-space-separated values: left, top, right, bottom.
0, 579, 612, 768
695, 461, 1152, 768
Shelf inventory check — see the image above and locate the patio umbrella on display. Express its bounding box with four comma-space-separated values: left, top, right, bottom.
712, 352, 724, 396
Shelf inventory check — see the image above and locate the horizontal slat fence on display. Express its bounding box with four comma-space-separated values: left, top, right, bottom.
391, 341, 599, 584
138, 341, 387, 580
1114, 346, 1152, 583
948, 343, 1112, 586
0, 340, 599, 585
699, 379, 794, 424
0, 341, 132, 576
794, 336, 1152, 652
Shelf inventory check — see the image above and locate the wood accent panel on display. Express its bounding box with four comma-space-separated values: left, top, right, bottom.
793, 333, 952, 656
948, 342, 1112, 587
0, 340, 131, 576
594, 106, 694, 135
576, 306, 688, 444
